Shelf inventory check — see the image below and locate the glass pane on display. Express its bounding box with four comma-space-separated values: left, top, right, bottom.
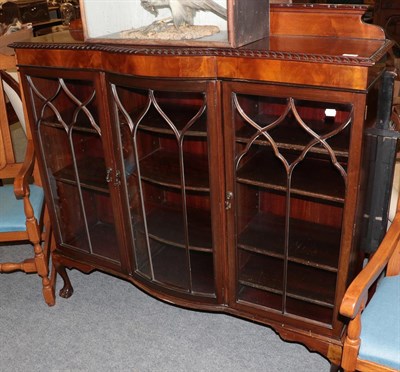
28, 74, 119, 263
111, 79, 215, 296
233, 88, 352, 324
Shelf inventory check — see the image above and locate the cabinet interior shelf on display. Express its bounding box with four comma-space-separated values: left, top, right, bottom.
238, 212, 340, 272
237, 284, 334, 325
139, 149, 210, 191
62, 221, 120, 262
53, 157, 109, 193
41, 118, 100, 135
238, 279, 334, 309
137, 243, 215, 296
130, 104, 208, 137
235, 122, 350, 158
135, 203, 212, 252
236, 149, 346, 203
239, 256, 335, 308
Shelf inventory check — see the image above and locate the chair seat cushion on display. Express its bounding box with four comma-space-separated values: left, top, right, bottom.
359, 275, 400, 370
0, 184, 44, 232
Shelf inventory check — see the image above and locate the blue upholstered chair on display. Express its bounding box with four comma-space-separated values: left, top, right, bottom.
340, 177, 400, 371
0, 68, 55, 306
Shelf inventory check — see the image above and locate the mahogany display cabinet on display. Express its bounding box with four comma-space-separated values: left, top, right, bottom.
12, 4, 394, 367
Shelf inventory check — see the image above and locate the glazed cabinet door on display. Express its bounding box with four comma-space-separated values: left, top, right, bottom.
223, 81, 365, 336
106, 75, 225, 304
21, 68, 128, 272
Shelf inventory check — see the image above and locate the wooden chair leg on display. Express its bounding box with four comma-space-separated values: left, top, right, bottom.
25, 198, 55, 306
33, 241, 55, 306
41, 206, 52, 264
48, 229, 57, 305
341, 313, 362, 372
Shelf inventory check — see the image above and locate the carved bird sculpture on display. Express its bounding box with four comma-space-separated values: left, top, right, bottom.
141, 0, 227, 28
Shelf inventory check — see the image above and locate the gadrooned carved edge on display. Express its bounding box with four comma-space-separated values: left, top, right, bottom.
271, 3, 369, 11
10, 39, 392, 67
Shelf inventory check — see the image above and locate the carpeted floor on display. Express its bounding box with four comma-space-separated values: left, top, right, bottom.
0, 244, 331, 372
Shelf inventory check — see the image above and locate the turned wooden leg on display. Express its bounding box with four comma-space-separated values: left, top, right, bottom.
49, 232, 58, 303
25, 199, 55, 306
54, 259, 74, 298
341, 313, 362, 372
44, 215, 57, 306
33, 240, 56, 306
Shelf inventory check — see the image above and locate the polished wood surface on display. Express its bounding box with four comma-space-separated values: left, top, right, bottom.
270, 4, 384, 39
12, 36, 389, 90
12, 5, 391, 89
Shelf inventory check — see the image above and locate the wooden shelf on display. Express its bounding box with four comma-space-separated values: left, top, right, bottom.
238, 212, 341, 272
139, 149, 210, 191
131, 104, 208, 137
239, 252, 284, 293
135, 203, 212, 252
239, 251, 336, 308
235, 117, 350, 158
53, 156, 109, 193
238, 212, 285, 257
62, 221, 119, 262
285, 296, 334, 325
137, 242, 215, 295
237, 285, 334, 324
287, 261, 336, 307
40, 106, 100, 133
237, 285, 283, 312
41, 119, 100, 134
236, 149, 346, 203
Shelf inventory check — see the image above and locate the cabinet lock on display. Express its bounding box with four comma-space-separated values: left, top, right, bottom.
225, 191, 233, 210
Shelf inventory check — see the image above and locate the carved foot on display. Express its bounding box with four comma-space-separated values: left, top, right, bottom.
59, 285, 74, 299
54, 260, 74, 299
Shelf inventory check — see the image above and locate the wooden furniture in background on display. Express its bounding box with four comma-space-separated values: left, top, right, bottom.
0, 0, 50, 24
13, 3, 394, 366
373, 0, 400, 29
0, 54, 54, 306
373, 0, 400, 49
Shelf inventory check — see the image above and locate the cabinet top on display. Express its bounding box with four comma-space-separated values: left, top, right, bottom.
12, 31, 389, 63
13, 4, 391, 65
12, 4, 392, 90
